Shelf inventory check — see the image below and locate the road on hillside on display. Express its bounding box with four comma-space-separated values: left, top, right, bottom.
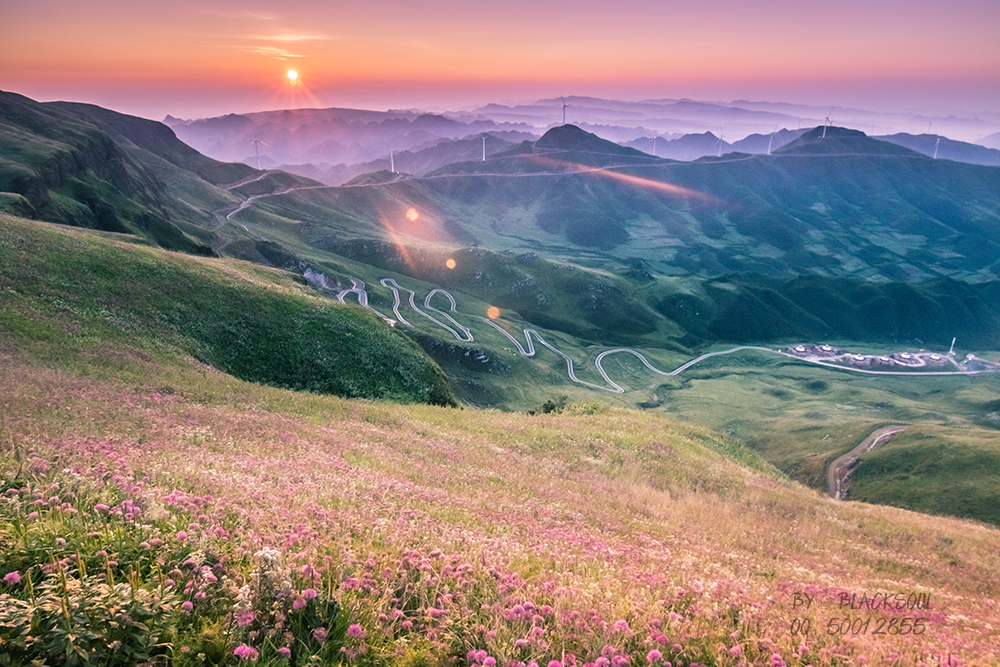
827, 426, 907, 501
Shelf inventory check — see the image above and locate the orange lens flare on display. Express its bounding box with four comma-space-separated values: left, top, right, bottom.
405, 208, 419, 221
486, 306, 501, 319
525, 155, 714, 202
446, 258, 456, 269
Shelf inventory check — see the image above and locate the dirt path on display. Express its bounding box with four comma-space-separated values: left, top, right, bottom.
827, 425, 906, 500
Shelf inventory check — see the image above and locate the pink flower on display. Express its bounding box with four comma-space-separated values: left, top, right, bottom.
181, 601, 193, 613
176, 531, 188, 541
729, 646, 742, 658
302, 587, 318, 599
313, 627, 328, 643
548, 661, 562, 667
234, 644, 259, 661
402, 620, 413, 629
236, 609, 255, 627
347, 623, 365, 639
277, 647, 291, 659
612, 619, 630, 633
293, 598, 307, 610
3, 572, 21, 585
94, 503, 109, 512
484, 658, 497, 667
647, 651, 662, 664
515, 639, 529, 650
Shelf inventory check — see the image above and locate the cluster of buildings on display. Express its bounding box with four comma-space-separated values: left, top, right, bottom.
786, 344, 953, 369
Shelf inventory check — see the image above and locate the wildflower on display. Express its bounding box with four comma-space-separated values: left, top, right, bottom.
402, 620, 413, 629
181, 601, 193, 613
595, 659, 610, 667
515, 639, 529, 650
729, 646, 742, 658
56, 537, 66, 546
27, 511, 38, 520
3, 572, 21, 586
234, 644, 259, 661
277, 647, 291, 659
165, 578, 175, 587
484, 658, 497, 667
313, 627, 329, 643
302, 587, 318, 598
237, 610, 255, 627
770, 654, 786, 667
177, 531, 188, 541
293, 598, 307, 611
612, 619, 630, 633
347, 623, 365, 639
548, 661, 562, 667
647, 651, 662, 664
94, 503, 109, 512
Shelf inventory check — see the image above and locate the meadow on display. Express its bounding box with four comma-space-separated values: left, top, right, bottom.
3, 222, 1000, 665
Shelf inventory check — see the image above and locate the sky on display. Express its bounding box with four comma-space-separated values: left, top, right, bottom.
2, 0, 999, 121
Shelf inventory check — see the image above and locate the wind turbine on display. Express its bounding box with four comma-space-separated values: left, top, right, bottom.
652, 136, 658, 156
482, 135, 486, 161
248, 118, 266, 170
390, 150, 395, 173
821, 109, 833, 139
715, 126, 725, 157
933, 136, 941, 159
766, 124, 777, 156
561, 97, 568, 125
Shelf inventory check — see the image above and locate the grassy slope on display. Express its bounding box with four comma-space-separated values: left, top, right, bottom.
0, 215, 455, 405
2, 274, 1000, 664
848, 425, 1000, 524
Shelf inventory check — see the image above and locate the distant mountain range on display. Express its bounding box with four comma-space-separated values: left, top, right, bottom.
164, 96, 1000, 185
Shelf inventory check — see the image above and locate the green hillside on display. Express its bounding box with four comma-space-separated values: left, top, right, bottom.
0, 215, 456, 405
3, 93, 999, 531
2, 251, 1000, 665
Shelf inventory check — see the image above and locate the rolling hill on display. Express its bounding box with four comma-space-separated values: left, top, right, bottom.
3, 91, 999, 532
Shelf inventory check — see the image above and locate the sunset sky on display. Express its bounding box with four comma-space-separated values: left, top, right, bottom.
2, 0, 998, 120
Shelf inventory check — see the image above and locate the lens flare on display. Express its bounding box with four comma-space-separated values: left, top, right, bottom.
287, 70, 298, 81
446, 258, 457, 269
405, 208, 420, 221
487, 306, 500, 319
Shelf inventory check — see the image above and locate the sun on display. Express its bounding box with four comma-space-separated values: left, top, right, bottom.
287, 70, 298, 82
405, 208, 419, 222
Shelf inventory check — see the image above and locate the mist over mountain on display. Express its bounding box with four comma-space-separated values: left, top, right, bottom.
166, 96, 1000, 186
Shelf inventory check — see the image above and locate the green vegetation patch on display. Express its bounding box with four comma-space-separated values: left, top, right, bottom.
0, 215, 456, 405
849, 425, 1000, 526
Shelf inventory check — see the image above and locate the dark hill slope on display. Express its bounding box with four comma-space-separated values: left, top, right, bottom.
48, 101, 257, 185
0, 91, 217, 253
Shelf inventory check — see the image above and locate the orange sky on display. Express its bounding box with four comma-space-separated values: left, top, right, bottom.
2, 0, 998, 119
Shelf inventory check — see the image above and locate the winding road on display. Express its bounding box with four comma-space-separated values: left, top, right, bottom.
827, 426, 907, 500
317, 276, 996, 395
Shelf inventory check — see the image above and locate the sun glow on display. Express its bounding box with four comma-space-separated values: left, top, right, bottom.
287, 70, 298, 81
405, 208, 420, 222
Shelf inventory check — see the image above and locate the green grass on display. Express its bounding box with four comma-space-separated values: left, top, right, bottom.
0, 214, 456, 405
849, 425, 1000, 525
